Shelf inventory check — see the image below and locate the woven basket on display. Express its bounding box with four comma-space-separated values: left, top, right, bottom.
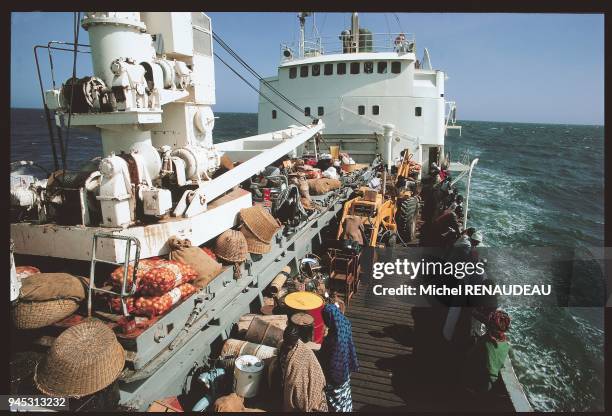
214, 230, 248, 263
240, 206, 281, 243
240, 225, 271, 254
12, 299, 79, 330
34, 319, 125, 398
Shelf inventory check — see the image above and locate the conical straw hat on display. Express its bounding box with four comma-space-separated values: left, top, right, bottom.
214, 229, 248, 263
240, 205, 281, 243
240, 225, 271, 254
34, 319, 125, 398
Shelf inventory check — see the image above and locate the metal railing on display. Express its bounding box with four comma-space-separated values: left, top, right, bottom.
281, 32, 416, 60
445, 101, 457, 129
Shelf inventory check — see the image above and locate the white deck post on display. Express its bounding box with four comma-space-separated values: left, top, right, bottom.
463, 158, 479, 228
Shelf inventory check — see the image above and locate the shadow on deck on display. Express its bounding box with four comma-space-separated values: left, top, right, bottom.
345, 273, 515, 412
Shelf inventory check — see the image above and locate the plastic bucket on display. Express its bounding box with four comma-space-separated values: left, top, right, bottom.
233, 355, 264, 398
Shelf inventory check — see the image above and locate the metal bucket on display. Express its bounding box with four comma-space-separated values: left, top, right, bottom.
233, 355, 264, 398
284, 291, 325, 344
245, 317, 284, 348
290, 312, 314, 343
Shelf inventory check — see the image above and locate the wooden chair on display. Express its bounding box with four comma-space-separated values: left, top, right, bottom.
327, 249, 359, 306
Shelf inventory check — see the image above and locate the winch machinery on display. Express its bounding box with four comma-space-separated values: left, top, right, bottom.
12, 12, 225, 227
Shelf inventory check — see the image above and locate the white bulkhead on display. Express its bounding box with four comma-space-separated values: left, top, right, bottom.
258, 23, 452, 173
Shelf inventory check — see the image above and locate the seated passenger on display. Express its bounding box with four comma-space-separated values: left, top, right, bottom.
449, 228, 481, 262
432, 208, 462, 247
279, 325, 328, 412
463, 310, 511, 393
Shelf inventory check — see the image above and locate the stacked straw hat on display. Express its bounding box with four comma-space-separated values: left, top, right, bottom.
240, 225, 271, 254
34, 319, 125, 398
13, 299, 79, 330
239, 205, 281, 243
214, 229, 248, 263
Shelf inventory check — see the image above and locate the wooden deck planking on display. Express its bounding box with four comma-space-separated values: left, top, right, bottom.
344, 263, 515, 412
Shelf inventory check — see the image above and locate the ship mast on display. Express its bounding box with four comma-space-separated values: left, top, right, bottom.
298, 12, 310, 57
351, 12, 360, 53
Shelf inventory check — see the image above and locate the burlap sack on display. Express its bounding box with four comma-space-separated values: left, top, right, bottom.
298, 178, 310, 199
168, 237, 222, 289
301, 197, 315, 210
213, 393, 265, 412
341, 215, 365, 245
307, 178, 342, 195
19, 273, 87, 302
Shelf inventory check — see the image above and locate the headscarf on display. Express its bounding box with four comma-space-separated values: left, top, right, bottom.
487, 310, 511, 344
320, 304, 359, 386
279, 335, 328, 412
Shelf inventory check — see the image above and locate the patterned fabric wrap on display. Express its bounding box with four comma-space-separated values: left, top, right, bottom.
487, 310, 511, 343
325, 378, 353, 412
320, 304, 359, 386
280, 340, 328, 412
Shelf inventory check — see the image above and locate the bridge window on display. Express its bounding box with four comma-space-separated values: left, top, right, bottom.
364, 61, 374, 74
305, 107, 311, 116
300, 65, 309, 77
324, 63, 333, 75
318, 106, 324, 116
289, 67, 297, 79
272, 110, 277, 119
415, 106, 422, 117
350, 62, 360, 74
312, 64, 320, 77
391, 61, 401, 74
372, 105, 380, 115
358, 105, 365, 115
337, 62, 346, 75
377, 61, 387, 74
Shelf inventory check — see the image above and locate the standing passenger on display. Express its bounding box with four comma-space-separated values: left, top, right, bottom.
279, 325, 328, 412
319, 304, 359, 412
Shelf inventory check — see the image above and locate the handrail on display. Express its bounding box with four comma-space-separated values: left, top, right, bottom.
445, 101, 457, 131
281, 32, 416, 59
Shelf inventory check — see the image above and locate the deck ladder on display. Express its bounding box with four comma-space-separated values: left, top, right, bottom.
88, 233, 141, 317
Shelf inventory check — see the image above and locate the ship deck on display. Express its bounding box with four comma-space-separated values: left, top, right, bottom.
345, 250, 516, 412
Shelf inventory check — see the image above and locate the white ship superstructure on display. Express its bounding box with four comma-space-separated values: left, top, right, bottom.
258, 13, 460, 171
9, 11, 532, 413
10, 12, 323, 262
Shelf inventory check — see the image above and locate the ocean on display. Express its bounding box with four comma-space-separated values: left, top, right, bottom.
10, 108, 604, 411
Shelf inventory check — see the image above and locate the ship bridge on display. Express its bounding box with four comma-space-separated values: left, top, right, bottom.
257, 12, 458, 177
279, 31, 417, 63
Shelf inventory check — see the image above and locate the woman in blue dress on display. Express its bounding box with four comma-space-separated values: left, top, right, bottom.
319, 303, 359, 412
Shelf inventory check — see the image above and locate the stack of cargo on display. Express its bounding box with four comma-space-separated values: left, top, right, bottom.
107, 258, 199, 317
12, 272, 88, 329
239, 205, 282, 256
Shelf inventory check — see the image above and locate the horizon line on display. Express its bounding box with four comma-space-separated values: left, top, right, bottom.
9, 107, 604, 128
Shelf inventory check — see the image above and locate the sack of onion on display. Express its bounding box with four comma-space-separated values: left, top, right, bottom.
110, 259, 197, 296
109, 257, 164, 291
108, 283, 197, 317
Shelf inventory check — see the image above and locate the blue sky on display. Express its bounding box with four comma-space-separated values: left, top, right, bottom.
11, 12, 604, 125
